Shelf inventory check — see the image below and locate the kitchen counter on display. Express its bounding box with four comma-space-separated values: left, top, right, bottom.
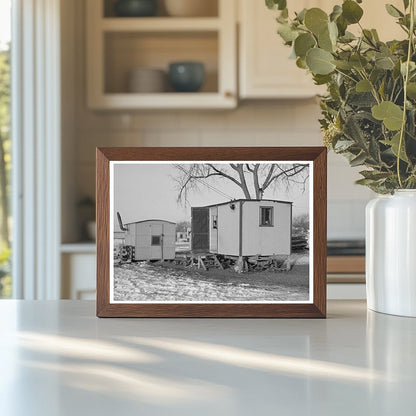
0, 300, 415, 415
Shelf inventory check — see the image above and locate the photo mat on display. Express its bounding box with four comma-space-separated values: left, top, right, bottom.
110, 161, 313, 304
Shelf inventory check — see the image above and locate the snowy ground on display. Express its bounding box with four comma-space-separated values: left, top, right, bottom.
113, 255, 309, 302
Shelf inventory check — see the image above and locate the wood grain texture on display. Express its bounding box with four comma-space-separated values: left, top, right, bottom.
96, 147, 327, 318
327, 256, 365, 274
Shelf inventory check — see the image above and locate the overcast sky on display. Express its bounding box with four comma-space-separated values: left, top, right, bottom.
113, 162, 310, 230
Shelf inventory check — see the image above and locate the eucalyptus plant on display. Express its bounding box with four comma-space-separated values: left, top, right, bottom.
266, 0, 416, 193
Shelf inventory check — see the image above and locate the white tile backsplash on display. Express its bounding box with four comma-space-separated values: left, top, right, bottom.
73, 97, 370, 240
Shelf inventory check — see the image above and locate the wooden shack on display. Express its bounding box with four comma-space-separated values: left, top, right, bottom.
123, 219, 176, 261
191, 199, 292, 257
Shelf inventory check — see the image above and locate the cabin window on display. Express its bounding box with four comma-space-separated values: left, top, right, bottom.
151, 235, 161, 246
212, 215, 218, 229
260, 206, 274, 227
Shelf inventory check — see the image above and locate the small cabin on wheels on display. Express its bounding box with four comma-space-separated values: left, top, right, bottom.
191, 199, 292, 257
118, 215, 176, 261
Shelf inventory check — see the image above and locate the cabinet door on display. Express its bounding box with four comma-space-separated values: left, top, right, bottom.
239, 0, 403, 99
239, 0, 326, 99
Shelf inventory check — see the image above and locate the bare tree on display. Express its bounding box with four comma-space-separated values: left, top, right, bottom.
174, 163, 309, 203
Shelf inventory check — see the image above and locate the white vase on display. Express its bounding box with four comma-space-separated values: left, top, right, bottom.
366, 190, 416, 317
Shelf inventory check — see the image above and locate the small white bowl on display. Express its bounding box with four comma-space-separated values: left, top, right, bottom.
128, 68, 167, 93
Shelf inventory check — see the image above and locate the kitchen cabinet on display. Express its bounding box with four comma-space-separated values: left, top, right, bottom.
239, 0, 325, 99
61, 244, 96, 300
86, 0, 237, 109
238, 0, 404, 99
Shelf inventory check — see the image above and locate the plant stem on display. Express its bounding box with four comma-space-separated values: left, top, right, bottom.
397, 0, 415, 188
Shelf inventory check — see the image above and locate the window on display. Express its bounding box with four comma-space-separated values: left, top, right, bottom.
260, 206, 274, 227
212, 215, 218, 229
0, 0, 11, 298
151, 235, 161, 246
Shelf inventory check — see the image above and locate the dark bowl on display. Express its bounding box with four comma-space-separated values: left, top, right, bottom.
114, 0, 158, 17
168, 62, 205, 93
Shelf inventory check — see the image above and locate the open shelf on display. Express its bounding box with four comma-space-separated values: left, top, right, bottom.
104, 31, 218, 94
101, 17, 221, 32
87, 0, 236, 109
103, 0, 219, 18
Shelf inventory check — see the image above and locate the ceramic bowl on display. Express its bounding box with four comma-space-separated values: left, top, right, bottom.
114, 0, 158, 17
128, 68, 167, 93
168, 62, 205, 92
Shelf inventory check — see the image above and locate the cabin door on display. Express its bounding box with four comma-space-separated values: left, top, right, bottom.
191, 207, 209, 252
149, 223, 163, 259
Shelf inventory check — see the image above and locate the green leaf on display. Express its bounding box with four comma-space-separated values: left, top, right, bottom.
304, 8, 329, 35
375, 55, 395, 70
306, 48, 335, 75
333, 60, 353, 70
386, 132, 409, 162
330, 5, 342, 22
356, 79, 372, 92
371, 29, 380, 42
296, 57, 308, 69
407, 82, 416, 99
294, 33, 316, 58
339, 31, 356, 43
385, 4, 404, 18
266, 0, 287, 11
350, 54, 368, 70
313, 74, 332, 85
318, 27, 334, 52
277, 23, 298, 43
296, 8, 307, 23
342, 0, 364, 24
372, 101, 404, 131
350, 152, 368, 167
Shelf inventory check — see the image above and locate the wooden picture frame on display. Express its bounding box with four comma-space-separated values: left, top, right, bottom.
96, 147, 327, 318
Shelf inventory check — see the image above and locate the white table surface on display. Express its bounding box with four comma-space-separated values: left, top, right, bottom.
0, 300, 415, 416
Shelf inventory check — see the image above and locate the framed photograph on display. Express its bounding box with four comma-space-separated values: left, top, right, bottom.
96, 147, 327, 318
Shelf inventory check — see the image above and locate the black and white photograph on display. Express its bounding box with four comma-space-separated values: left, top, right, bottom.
110, 161, 313, 303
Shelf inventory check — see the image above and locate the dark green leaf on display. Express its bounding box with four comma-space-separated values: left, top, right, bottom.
342, 0, 364, 24
350, 54, 368, 70
350, 152, 368, 166
407, 82, 416, 99
296, 57, 308, 69
294, 33, 316, 58
333, 60, 353, 70
318, 27, 334, 52
356, 79, 372, 92
304, 8, 329, 35
313, 74, 332, 85
375, 55, 395, 70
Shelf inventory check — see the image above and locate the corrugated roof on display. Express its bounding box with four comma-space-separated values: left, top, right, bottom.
193, 198, 293, 208
124, 219, 177, 225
